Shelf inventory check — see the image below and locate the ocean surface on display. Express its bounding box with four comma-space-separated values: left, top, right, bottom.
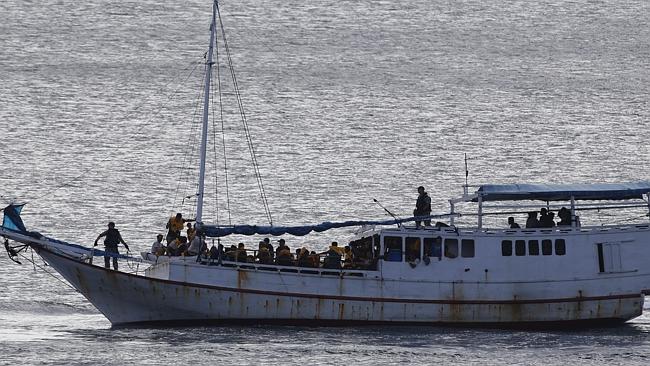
1, 0, 649, 364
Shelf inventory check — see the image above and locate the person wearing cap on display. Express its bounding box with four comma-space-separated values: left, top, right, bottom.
94, 222, 129, 270
414, 186, 432, 228
165, 213, 195, 244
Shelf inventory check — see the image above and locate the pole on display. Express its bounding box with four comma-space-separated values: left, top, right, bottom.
196, 0, 217, 223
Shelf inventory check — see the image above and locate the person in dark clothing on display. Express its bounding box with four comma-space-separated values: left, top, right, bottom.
525, 212, 540, 228
539, 208, 555, 228
557, 207, 571, 226
507, 217, 521, 229
93, 222, 129, 270
414, 186, 432, 228
264, 237, 274, 260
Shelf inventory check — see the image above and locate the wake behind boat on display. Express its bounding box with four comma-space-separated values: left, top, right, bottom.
3, 0, 650, 327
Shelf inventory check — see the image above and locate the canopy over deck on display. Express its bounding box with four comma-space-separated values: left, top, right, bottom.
473, 182, 650, 202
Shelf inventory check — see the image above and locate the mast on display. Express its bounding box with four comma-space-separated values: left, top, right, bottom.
196, 0, 217, 224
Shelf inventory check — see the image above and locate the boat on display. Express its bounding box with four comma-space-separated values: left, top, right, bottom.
3, 0, 650, 327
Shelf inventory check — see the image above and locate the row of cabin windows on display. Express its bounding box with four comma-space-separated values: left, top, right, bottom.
383, 236, 475, 262
501, 239, 566, 257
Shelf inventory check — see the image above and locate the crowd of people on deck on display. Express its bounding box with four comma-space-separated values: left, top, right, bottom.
507, 207, 576, 229
148, 213, 376, 270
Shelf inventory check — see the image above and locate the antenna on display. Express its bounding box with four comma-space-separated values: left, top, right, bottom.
464, 153, 469, 187
373, 198, 403, 228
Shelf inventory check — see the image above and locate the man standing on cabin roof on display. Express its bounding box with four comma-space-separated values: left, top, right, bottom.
414, 186, 432, 228
94, 222, 129, 270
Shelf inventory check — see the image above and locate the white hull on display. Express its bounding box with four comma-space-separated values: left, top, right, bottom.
38, 246, 644, 326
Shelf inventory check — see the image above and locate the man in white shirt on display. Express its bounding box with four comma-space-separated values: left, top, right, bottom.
151, 234, 165, 256
187, 234, 205, 256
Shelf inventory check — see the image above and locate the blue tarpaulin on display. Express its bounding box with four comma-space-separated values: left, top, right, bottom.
475, 182, 650, 202
201, 214, 446, 238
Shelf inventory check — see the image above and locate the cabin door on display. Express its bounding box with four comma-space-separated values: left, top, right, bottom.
596, 242, 622, 273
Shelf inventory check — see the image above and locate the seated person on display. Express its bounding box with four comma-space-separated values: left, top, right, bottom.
209, 244, 222, 260
236, 243, 247, 262
177, 237, 188, 255
276, 245, 293, 266
507, 217, 521, 229
224, 245, 237, 261
322, 246, 342, 269
308, 251, 320, 268
257, 242, 272, 264
557, 207, 571, 226
167, 237, 181, 256
151, 234, 166, 256
187, 235, 204, 256
297, 247, 311, 267
343, 246, 353, 268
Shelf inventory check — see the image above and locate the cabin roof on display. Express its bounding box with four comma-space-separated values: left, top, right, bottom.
474, 182, 650, 202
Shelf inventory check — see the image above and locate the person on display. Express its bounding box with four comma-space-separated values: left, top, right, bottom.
343, 246, 353, 268
264, 238, 274, 260
167, 237, 181, 256
414, 186, 432, 228
308, 251, 320, 268
322, 242, 343, 269
224, 245, 237, 261
507, 217, 521, 229
176, 237, 189, 255
186, 223, 196, 243
558, 207, 571, 226
525, 211, 540, 228
546, 212, 556, 227
257, 242, 272, 264
209, 244, 221, 261
297, 247, 310, 267
93, 222, 129, 270
151, 234, 166, 256
187, 234, 205, 256
166, 213, 194, 244
276, 244, 293, 266
236, 243, 247, 262
539, 208, 555, 228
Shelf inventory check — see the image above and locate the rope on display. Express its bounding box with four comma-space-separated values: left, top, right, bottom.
17, 249, 77, 291
210, 59, 221, 225
216, 2, 273, 226
29, 58, 204, 204
215, 33, 233, 226
170, 64, 207, 218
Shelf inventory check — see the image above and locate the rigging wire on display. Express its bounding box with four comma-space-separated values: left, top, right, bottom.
216, 2, 273, 226
29, 59, 204, 204
170, 64, 207, 217
215, 31, 233, 226
210, 57, 221, 226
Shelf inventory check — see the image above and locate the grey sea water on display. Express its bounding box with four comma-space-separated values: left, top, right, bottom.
1, 0, 649, 364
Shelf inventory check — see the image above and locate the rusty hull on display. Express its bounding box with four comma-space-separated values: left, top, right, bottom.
38, 248, 643, 326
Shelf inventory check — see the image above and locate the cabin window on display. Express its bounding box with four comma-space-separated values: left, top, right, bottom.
528, 240, 540, 256
445, 239, 458, 258
384, 236, 403, 262
502, 240, 512, 256
405, 237, 421, 261
461, 239, 475, 258
515, 240, 526, 256
424, 237, 442, 259
542, 239, 553, 255
555, 239, 566, 256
